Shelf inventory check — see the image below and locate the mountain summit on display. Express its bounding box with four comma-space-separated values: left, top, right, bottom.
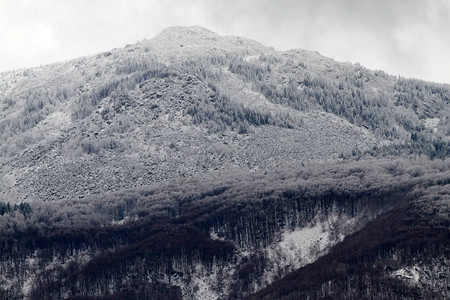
155, 25, 220, 40
147, 26, 270, 59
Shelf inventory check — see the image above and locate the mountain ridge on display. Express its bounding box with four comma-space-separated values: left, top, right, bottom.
1, 26, 449, 204
0, 26, 391, 203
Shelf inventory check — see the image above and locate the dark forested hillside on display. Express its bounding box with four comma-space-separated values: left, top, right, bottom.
0, 26, 449, 299
248, 198, 450, 300
1, 158, 449, 299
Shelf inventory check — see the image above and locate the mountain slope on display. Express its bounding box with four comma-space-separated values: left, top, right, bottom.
1, 26, 448, 203
248, 195, 450, 300
1, 158, 449, 299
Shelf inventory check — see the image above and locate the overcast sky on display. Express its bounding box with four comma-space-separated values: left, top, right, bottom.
1, 0, 449, 83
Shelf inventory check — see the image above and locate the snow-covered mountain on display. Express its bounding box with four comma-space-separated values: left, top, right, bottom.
0, 26, 449, 299
1, 26, 448, 203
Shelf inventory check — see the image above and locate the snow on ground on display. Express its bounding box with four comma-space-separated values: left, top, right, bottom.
424, 117, 440, 128
393, 265, 421, 283
21, 253, 39, 297
188, 268, 221, 300
263, 213, 355, 285
218, 67, 305, 122
424, 117, 440, 133
147, 26, 270, 63
276, 221, 330, 264
35, 108, 72, 137
203, 213, 357, 299
8, 249, 94, 298
171, 262, 236, 300
217, 68, 379, 154
389, 257, 449, 295
244, 54, 260, 62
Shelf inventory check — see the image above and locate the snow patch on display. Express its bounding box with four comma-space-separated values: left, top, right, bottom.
209, 230, 224, 241
393, 265, 421, 283
171, 262, 235, 300
244, 54, 260, 62
389, 257, 449, 298
248, 213, 357, 294
424, 117, 440, 128
207, 213, 358, 298
424, 117, 440, 133
391, 265, 422, 287
110, 215, 137, 226
38, 109, 71, 134
277, 222, 330, 264
260, 213, 357, 286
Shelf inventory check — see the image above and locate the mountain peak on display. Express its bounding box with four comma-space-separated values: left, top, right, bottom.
158, 25, 218, 37
148, 26, 270, 57
151, 25, 219, 46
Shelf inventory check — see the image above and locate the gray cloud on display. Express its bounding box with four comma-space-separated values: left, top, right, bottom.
0, 0, 448, 83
